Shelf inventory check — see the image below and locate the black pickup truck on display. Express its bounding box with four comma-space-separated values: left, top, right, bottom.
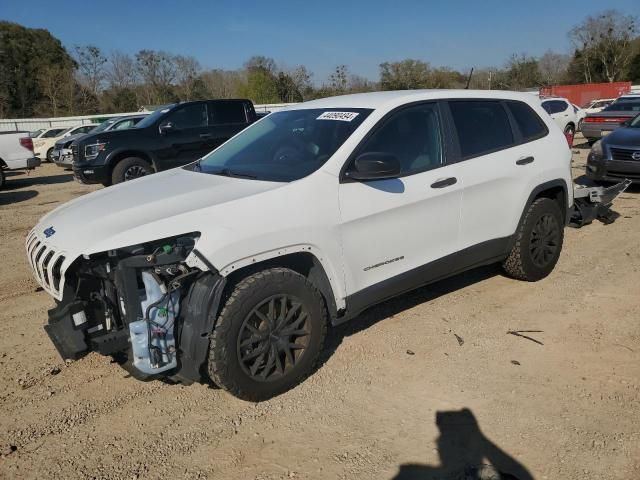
71, 99, 263, 185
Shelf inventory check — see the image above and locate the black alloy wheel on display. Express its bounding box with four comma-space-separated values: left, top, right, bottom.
529, 213, 560, 268
237, 294, 311, 382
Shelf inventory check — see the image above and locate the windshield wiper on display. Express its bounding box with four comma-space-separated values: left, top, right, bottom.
211, 167, 257, 179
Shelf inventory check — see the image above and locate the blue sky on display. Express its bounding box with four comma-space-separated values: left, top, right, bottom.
2, 0, 639, 81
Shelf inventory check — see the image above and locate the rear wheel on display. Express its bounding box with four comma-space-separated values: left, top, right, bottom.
502, 197, 564, 281
564, 124, 575, 147
0, 169, 5, 190
208, 268, 327, 401
111, 157, 153, 184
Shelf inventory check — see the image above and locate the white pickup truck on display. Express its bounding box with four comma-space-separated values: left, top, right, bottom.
0, 131, 41, 190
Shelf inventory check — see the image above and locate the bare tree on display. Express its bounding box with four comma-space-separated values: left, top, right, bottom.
200, 69, 243, 99
328, 65, 349, 93
569, 10, 638, 82
38, 65, 73, 116
379, 59, 430, 90
74, 45, 107, 95
106, 51, 137, 89
135, 50, 177, 104
538, 50, 571, 86
174, 55, 201, 100
244, 56, 276, 74
289, 65, 313, 99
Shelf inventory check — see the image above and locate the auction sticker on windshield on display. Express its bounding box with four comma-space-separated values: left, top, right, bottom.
317, 111, 359, 121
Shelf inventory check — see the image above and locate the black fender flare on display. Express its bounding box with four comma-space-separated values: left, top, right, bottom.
508, 179, 571, 253
172, 272, 226, 383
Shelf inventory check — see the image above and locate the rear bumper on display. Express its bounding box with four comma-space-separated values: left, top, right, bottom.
7, 157, 41, 169
586, 158, 640, 183
72, 164, 109, 184
581, 123, 618, 140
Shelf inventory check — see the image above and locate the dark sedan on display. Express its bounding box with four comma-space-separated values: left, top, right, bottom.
586, 113, 640, 183
581, 98, 640, 143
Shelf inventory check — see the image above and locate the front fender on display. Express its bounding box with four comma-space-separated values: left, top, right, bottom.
189, 243, 346, 312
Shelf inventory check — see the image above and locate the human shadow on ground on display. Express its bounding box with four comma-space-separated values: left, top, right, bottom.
392, 408, 534, 480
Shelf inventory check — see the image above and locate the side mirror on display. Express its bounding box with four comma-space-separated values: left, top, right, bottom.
346, 152, 401, 181
159, 121, 176, 135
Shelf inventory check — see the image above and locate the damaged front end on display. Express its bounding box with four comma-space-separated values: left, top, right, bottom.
44, 233, 226, 384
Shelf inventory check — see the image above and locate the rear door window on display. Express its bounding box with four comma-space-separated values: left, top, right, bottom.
506, 101, 548, 141
542, 100, 568, 114
448, 101, 514, 158
209, 102, 247, 125
165, 103, 208, 129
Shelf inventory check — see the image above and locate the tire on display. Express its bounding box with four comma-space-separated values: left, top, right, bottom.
0, 168, 5, 191
46, 148, 54, 162
502, 197, 564, 282
208, 268, 327, 401
564, 124, 575, 147
577, 119, 583, 132
111, 157, 152, 185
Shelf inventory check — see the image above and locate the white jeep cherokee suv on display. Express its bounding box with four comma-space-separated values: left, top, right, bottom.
26, 90, 573, 401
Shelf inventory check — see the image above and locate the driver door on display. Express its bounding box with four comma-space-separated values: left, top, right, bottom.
156, 103, 211, 169
338, 102, 463, 297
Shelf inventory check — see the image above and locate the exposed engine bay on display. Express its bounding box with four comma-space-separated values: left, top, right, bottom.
44, 233, 226, 383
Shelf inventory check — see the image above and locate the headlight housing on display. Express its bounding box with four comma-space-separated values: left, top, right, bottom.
588, 140, 605, 162
84, 142, 107, 160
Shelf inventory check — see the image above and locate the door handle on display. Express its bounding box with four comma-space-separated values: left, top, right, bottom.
430, 177, 457, 188
200, 133, 212, 138
516, 156, 534, 165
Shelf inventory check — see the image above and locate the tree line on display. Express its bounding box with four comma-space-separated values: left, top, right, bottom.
1, 9, 639, 119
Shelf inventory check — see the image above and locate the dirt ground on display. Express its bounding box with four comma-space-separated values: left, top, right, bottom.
1, 136, 639, 480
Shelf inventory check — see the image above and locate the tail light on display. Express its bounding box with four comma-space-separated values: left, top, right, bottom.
20, 137, 34, 152
584, 116, 630, 124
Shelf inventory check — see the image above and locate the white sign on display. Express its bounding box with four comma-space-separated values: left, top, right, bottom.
317, 111, 359, 122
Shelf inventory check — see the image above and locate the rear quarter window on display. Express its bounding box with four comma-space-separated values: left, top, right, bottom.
506, 101, 548, 141
209, 102, 247, 125
448, 100, 514, 158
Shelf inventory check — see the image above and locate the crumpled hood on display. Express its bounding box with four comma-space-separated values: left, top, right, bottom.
35, 168, 283, 256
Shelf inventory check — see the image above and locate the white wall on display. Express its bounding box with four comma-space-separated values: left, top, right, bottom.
0, 103, 297, 132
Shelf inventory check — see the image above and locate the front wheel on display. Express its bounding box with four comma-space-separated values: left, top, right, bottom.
111, 157, 153, 184
208, 268, 327, 401
0, 169, 5, 190
46, 148, 54, 162
502, 198, 564, 281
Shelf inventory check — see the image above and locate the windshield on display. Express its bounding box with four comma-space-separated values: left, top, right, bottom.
187, 108, 372, 182
42, 128, 66, 138
629, 114, 640, 128
92, 119, 117, 133
604, 101, 640, 112
135, 106, 175, 128
55, 128, 72, 137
